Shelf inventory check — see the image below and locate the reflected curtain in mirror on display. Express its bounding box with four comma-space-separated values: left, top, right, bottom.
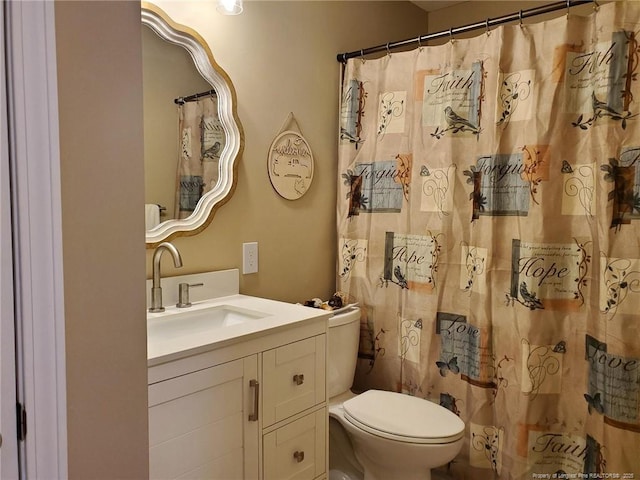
176, 94, 225, 219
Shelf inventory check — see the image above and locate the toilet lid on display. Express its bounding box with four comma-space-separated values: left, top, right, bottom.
342, 390, 465, 444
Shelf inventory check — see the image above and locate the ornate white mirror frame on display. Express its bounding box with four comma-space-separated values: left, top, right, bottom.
142, 3, 244, 248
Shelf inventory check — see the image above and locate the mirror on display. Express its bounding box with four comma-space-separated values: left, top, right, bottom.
142, 3, 243, 248
142, 25, 212, 226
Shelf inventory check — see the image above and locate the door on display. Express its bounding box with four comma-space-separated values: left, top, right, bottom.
3, 1, 68, 477
148, 356, 260, 480
0, 2, 20, 477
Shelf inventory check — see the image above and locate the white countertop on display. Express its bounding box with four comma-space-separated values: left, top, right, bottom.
147, 293, 331, 364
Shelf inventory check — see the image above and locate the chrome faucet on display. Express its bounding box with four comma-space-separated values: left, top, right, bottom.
149, 242, 183, 313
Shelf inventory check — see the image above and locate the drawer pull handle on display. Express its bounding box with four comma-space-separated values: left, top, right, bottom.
248, 379, 259, 422
293, 450, 305, 463
293, 374, 305, 385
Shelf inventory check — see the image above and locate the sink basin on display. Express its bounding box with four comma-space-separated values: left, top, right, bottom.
147, 292, 332, 364
148, 304, 269, 338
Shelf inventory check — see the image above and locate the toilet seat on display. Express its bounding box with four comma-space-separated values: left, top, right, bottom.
342, 390, 465, 445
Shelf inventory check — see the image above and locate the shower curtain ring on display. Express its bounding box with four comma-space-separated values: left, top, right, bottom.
449, 27, 455, 43
566, 0, 571, 17
485, 18, 491, 36
360, 49, 365, 62
593, 0, 600, 11
386, 42, 391, 56
418, 36, 423, 50
519, 10, 523, 27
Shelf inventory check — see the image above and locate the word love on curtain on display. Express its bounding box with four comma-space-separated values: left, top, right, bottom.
175, 95, 225, 219
337, 2, 640, 479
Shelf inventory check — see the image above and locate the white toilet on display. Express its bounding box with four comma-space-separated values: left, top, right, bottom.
328, 306, 465, 480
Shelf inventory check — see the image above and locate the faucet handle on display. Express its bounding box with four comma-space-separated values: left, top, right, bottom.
176, 282, 204, 308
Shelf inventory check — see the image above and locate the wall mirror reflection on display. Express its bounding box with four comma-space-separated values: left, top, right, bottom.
142, 4, 243, 248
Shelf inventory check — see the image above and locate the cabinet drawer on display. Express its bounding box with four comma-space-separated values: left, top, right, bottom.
263, 408, 326, 480
262, 335, 326, 426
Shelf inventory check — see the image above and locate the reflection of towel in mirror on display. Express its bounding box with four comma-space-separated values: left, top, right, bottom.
145, 204, 160, 230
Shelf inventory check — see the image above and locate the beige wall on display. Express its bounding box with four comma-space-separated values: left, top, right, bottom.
55, 1, 148, 478
145, 1, 430, 304
427, 0, 601, 42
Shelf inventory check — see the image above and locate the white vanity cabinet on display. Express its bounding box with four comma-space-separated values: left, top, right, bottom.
148, 316, 329, 480
148, 356, 259, 479
262, 335, 327, 480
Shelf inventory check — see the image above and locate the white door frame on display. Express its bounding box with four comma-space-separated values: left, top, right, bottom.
1, 1, 19, 478
4, 1, 68, 478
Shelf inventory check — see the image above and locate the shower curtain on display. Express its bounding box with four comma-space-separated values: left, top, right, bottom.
175, 95, 225, 218
337, 2, 640, 478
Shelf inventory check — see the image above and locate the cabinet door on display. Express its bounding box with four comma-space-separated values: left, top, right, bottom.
262, 335, 326, 426
263, 408, 326, 480
148, 356, 259, 480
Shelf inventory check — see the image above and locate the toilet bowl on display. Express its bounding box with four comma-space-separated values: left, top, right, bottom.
327, 306, 465, 480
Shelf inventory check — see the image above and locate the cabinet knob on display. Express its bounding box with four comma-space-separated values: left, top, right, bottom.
293, 450, 305, 463
293, 374, 304, 385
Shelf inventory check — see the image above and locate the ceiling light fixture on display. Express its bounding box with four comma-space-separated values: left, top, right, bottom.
217, 0, 243, 15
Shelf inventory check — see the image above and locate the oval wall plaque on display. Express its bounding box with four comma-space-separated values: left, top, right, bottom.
267, 130, 314, 200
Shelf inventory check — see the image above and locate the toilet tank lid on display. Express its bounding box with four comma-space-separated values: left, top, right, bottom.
329, 304, 360, 327
343, 390, 465, 442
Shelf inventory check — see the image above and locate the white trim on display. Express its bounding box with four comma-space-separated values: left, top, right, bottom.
1, 2, 19, 478
6, 1, 68, 478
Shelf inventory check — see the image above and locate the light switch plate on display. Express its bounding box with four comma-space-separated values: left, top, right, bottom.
242, 242, 258, 274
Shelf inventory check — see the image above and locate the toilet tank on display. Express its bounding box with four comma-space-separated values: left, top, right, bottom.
328, 306, 361, 399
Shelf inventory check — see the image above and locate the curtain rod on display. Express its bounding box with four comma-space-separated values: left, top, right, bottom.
174, 88, 216, 105
337, 0, 596, 63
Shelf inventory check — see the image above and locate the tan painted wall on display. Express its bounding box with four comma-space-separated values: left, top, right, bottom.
427, 0, 601, 43
55, 1, 148, 478
145, 1, 430, 304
